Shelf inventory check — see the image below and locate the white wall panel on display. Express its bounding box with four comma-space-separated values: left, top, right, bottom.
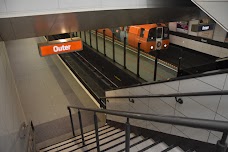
217, 95, 228, 119
0, 41, 26, 152
213, 24, 227, 42
168, 22, 177, 32
5, 38, 72, 126
197, 74, 227, 90
101, 0, 138, 9
59, 0, 100, 9
179, 78, 219, 93
0, 0, 6, 13
0, 0, 154, 18
5, 0, 59, 12
176, 97, 216, 119
105, 72, 228, 144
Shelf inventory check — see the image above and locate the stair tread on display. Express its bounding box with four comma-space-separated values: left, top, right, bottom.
105, 136, 144, 152
168, 146, 184, 152
39, 125, 110, 151
100, 133, 135, 151
84, 130, 126, 151
58, 129, 123, 151
144, 142, 168, 152
133, 139, 155, 151
40, 124, 187, 152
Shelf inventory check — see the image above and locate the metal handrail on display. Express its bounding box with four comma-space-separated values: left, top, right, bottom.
68, 106, 228, 132
67, 106, 228, 152
100, 90, 228, 99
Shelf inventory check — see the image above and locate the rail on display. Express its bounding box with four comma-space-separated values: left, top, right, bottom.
67, 106, 228, 152
26, 121, 36, 152
100, 90, 228, 105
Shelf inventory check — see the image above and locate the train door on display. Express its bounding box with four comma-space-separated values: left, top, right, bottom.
156, 27, 163, 50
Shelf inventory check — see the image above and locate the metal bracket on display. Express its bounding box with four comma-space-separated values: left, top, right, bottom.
19, 122, 27, 139
106, 99, 109, 103
175, 97, 183, 104
129, 98, 134, 103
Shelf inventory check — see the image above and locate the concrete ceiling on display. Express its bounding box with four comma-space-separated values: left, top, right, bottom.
0, 7, 206, 41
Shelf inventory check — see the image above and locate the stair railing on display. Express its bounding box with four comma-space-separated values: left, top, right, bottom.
99, 90, 228, 106
67, 105, 228, 152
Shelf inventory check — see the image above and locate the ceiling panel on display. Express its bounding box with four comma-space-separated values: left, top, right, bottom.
0, 7, 207, 41
0, 18, 15, 41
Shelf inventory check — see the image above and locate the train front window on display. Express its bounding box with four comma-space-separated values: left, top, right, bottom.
156, 27, 163, 39
163, 27, 169, 39
148, 28, 156, 41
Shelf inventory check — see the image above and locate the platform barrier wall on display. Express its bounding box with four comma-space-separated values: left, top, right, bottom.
106, 73, 228, 144
0, 42, 27, 152
169, 22, 228, 58
170, 34, 228, 58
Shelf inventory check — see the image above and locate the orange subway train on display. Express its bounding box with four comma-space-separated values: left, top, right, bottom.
98, 23, 170, 53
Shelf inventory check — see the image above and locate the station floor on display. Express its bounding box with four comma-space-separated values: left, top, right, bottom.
5, 37, 104, 144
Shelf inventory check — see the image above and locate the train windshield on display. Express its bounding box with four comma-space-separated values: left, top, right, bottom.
156, 27, 163, 39
163, 27, 169, 39
148, 28, 156, 41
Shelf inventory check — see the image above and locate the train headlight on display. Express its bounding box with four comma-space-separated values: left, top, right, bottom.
164, 44, 167, 48
59, 39, 67, 43
150, 46, 154, 50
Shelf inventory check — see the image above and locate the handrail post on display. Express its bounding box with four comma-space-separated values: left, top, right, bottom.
84, 31, 87, 44
89, 30, 92, 47
154, 49, 160, 81
94, 112, 100, 152
124, 37, 127, 69
78, 110, 85, 146
103, 29, 106, 56
216, 132, 228, 152
67, 107, 75, 136
125, 117, 130, 152
177, 57, 182, 77
96, 30, 98, 52
112, 32, 115, 62
137, 43, 141, 77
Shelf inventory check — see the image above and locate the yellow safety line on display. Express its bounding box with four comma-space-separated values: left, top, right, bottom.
114, 75, 121, 81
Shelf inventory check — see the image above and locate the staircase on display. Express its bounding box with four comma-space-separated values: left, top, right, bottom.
39, 124, 183, 152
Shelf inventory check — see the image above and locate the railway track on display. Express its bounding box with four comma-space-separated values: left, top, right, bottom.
72, 51, 119, 88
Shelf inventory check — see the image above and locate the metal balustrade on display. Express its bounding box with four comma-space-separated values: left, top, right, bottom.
68, 103, 228, 152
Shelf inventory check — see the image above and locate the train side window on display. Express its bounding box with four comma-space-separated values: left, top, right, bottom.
148, 28, 156, 41
140, 28, 145, 38
163, 27, 169, 39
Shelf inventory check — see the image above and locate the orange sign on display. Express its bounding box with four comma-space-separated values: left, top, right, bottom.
39, 40, 83, 57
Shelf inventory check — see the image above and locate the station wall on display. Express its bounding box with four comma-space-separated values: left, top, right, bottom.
106, 73, 228, 144
0, 42, 27, 152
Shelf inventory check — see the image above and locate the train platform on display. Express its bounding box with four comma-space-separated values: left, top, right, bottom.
78, 30, 217, 80
149, 44, 217, 69
79, 31, 177, 82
